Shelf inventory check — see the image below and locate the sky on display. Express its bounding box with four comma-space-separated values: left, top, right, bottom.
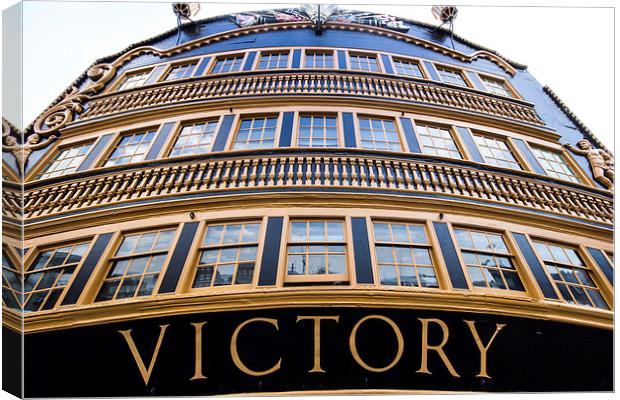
13, 0, 615, 148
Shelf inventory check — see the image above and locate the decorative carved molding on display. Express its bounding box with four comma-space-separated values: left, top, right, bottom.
81, 71, 543, 126
3, 117, 57, 170
232, 6, 410, 32
16, 153, 612, 224
31, 21, 520, 136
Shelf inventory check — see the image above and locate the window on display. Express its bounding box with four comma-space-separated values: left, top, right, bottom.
232, 116, 278, 150
349, 53, 380, 72
358, 117, 402, 151
393, 58, 424, 78
436, 66, 468, 87
2, 249, 21, 310
531, 147, 580, 183
304, 51, 334, 69
286, 220, 347, 282
95, 229, 176, 302
533, 241, 608, 309
163, 62, 197, 81
192, 222, 260, 288
416, 124, 462, 159
297, 114, 338, 147
169, 120, 219, 157
103, 129, 157, 167
373, 222, 438, 288
117, 70, 151, 91
474, 134, 522, 170
480, 76, 514, 97
211, 55, 244, 74
257, 52, 289, 70
454, 228, 525, 291
23, 242, 90, 312
37, 142, 93, 179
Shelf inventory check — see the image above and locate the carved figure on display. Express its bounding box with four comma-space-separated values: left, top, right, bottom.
564, 140, 614, 190
2, 127, 57, 169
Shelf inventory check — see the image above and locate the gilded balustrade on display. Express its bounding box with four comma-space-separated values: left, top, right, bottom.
11, 151, 612, 224
78, 71, 544, 126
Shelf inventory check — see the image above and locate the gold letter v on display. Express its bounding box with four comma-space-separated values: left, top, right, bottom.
119, 324, 170, 386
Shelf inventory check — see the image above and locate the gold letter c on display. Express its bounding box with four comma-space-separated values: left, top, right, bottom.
230, 317, 282, 376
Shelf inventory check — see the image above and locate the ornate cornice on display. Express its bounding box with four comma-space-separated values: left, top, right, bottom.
30, 20, 521, 137
543, 85, 611, 155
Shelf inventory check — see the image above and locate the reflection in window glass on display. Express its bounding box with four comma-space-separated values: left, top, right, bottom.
454, 229, 525, 291
37, 142, 93, 180
532, 147, 580, 183
96, 229, 176, 302
163, 62, 197, 81
104, 130, 157, 167
481, 76, 514, 97
349, 54, 379, 72
305, 51, 334, 68
393, 59, 424, 78
2, 249, 21, 311
211, 55, 244, 74
169, 120, 219, 157
373, 222, 438, 288
258, 52, 289, 70
24, 242, 90, 312
533, 241, 608, 309
358, 117, 401, 151
474, 134, 522, 170
416, 124, 462, 159
286, 221, 347, 279
297, 115, 338, 147
193, 222, 260, 288
436, 66, 468, 87
233, 117, 278, 150
117, 70, 151, 91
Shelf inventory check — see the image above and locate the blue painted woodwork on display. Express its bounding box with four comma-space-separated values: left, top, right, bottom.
380, 54, 394, 74
144, 65, 167, 85
158, 222, 199, 293
399, 117, 421, 153
587, 247, 614, 286
512, 138, 546, 175
465, 70, 487, 91
291, 49, 302, 68
456, 126, 484, 163
145, 122, 175, 160
432, 222, 468, 289
351, 217, 374, 284
76, 133, 114, 171
212, 114, 235, 151
342, 112, 356, 148
512, 233, 559, 299
193, 56, 212, 76
278, 112, 295, 147
242, 51, 256, 71
258, 217, 284, 286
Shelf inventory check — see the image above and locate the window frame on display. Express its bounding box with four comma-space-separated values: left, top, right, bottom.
531, 239, 611, 310
302, 49, 337, 69
390, 56, 427, 79
208, 53, 247, 75
22, 238, 94, 312
164, 117, 223, 158
97, 126, 160, 168
254, 49, 292, 71
293, 111, 341, 148
187, 219, 265, 291
477, 73, 520, 99
281, 217, 352, 284
92, 226, 180, 303
354, 114, 406, 152
158, 59, 201, 83
2, 246, 23, 311
28, 139, 95, 181
450, 225, 531, 297
347, 51, 383, 73
227, 113, 282, 151
528, 143, 585, 184
434, 63, 472, 88
471, 131, 525, 171
111, 67, 154, 92
412, 120, 467, 160
369, 219, 442, 290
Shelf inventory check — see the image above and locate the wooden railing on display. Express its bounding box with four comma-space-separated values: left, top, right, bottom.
17, 153, 612, 224
80, 71, 544, 126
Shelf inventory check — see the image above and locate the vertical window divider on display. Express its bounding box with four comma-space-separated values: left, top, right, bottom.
505, 137, 532, 173
177, 220, 207, 293
77, 231, 122, 305
577, 244, 614, 303
425, 219, 450, 290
